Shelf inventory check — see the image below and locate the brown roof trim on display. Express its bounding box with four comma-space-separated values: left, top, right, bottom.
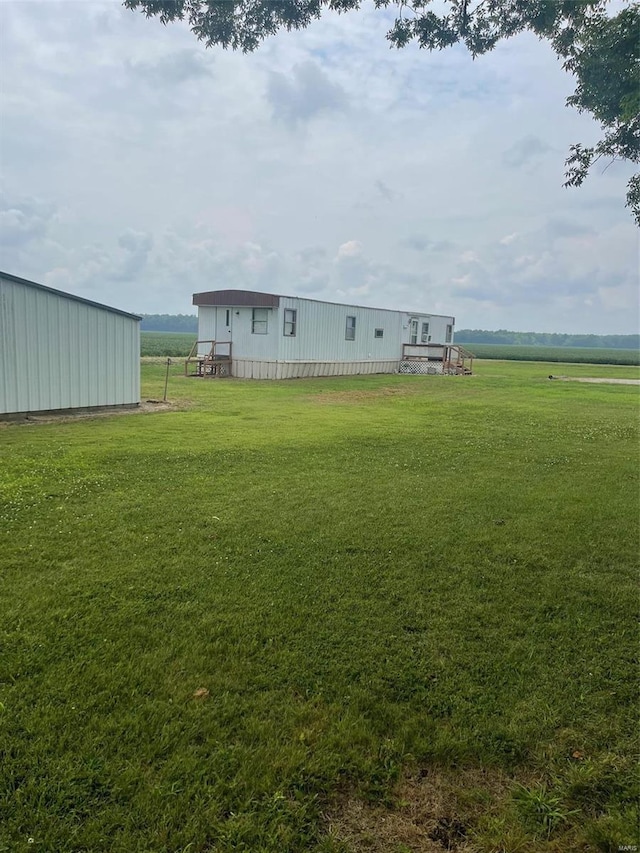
193, 290, 280, 308
192, 288, 454, 321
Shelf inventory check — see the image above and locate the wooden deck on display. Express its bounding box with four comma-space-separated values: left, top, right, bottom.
185, 340, 232, 377
401, 343, 474, 375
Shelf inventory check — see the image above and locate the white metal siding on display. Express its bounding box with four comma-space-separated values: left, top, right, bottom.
197, 307, 216, 355
278, 297, 408, 361
400, 313, 454, 345
220, 306, 278, 360
196, 307, 235, 354
403, 344, 447, 359
0, 276, 140, 414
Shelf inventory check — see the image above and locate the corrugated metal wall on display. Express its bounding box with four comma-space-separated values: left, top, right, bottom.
198, 306, 279, 358
224, 306, 278, 360
197, 307, 216, 355
196, 307, 236, 355
197, 307, 217, 341
278, 297, 407, 362
401, 314, 453, 345
0, 276, 140, 414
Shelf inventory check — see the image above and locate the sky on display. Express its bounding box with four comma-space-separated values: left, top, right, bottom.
0, 1, 638, 334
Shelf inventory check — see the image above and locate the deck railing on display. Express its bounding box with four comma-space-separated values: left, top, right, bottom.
401, 343, 474, 375
185, 340, 233, 377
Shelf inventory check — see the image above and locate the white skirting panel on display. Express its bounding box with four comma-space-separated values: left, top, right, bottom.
399, 360, 444, 375
232, 359, 400, 379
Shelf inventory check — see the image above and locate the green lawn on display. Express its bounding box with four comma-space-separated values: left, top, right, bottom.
1, 361, 638, 852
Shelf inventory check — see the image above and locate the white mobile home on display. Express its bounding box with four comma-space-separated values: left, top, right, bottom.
0, 271, 141, 416
192, 289, 462, 379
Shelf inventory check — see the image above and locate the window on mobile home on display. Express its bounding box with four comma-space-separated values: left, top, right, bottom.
283, 309, 297, 336
252, 308, 268, 334
345, 316, 356, 340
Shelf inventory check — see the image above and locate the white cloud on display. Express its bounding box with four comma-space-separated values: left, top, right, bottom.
0, 1, 637, 333
337, 240, 362, 259
502, 135, 554, 170
267, 60, 347, 125
500, 233, 519, 245
0, 189, 57, 248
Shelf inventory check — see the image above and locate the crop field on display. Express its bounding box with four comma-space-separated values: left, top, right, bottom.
140, 333, 640, 366
456, 343, 640, 365
1, 361, 638, 852
141, 331, 197, 357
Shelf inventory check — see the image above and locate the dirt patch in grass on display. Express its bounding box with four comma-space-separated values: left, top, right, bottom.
0, 399, 186, 427
548, 376, 640, 385
311, 386, 423, 405
323, 766, 512, 852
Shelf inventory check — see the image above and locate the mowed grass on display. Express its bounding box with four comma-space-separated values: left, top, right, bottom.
0, 360, 638, 852
456, 343, 640, 365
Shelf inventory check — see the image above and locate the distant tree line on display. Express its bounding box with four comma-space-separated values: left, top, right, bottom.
140, 314, 198, 332
455, 330, 639, 350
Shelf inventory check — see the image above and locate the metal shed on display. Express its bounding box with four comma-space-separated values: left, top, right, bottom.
0, 271, 141, 416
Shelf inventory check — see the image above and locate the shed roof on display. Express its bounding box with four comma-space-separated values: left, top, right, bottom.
0, 271, 142, 321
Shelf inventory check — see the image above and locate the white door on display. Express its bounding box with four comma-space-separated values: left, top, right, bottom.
215, 307, 232, 343
409, 318, 418, 345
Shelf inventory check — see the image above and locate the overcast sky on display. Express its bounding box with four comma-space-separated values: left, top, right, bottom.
1, 1, 638, 333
